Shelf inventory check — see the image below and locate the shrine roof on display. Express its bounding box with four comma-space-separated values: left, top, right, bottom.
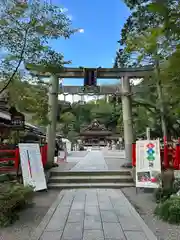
80, 119, 112, 136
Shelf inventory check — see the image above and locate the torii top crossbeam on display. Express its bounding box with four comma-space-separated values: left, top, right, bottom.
26, 64, 153, 79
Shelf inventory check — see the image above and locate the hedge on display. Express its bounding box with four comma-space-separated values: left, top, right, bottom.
154, 195, 180, 224
0, 182, 34, 227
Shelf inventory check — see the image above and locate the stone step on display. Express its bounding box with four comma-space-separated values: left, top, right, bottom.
49, 175, 133, 184
48, 182, 135, 189
50, 170, 131, 176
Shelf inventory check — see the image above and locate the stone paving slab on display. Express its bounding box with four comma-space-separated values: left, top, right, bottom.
70, 151, 108, 171
31, 189, 157, 240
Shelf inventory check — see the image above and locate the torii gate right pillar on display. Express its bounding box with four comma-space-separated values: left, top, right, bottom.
121, 76, 134, 166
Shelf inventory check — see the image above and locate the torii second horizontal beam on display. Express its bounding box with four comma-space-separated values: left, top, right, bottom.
25, 64, 154, 79
60, 85, 146, 95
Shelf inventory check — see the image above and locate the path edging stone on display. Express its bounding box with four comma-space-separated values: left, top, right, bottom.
119, 190, 157, 240
29, 190, 65, 240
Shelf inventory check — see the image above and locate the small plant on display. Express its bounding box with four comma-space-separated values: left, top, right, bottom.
154, 195, 180, 224
0, 182, 34, 227
0, 174, 13, 183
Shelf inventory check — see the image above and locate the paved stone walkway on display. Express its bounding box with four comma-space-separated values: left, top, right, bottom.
70, 151, 108, 171
31, 189, 157, 240
31, 150, 157, 240
102, 150, 126, 170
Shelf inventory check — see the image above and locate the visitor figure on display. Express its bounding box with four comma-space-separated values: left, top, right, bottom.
116, 141, 120, 150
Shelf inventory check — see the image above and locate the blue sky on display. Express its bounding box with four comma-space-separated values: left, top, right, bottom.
49, 0, 130, 86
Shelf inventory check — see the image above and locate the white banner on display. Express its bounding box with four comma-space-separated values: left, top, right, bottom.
136, 140, 161, 188
19, 143, 47, 191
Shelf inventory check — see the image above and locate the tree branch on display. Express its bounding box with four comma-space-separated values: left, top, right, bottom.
0, 27, 29, 94
132, 98, 157, 113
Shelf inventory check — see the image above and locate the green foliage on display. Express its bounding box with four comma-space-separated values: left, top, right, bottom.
91, 100, 114, 125
0, 182, 34, 227
0, 76, 49, 126
55, 97, 124, 141
115, 0, 180, 138
0, 174, 15, 183
0, 0, 78, 92
60, 112, 76, 124
154, 195, 180, 223
0, 76, 125, 137
114, 48, 132, 68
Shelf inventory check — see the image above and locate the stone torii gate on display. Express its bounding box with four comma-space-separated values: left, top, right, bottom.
26, 65, 153, 165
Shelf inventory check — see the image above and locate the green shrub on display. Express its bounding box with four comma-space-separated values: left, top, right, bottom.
154, 195, 180, 224
0, 174, 16, 183
0, 182, 34, 227
0, 174, 11, 183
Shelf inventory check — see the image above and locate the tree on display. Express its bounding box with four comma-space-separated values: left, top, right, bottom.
117, 0, 180, 139
0, 75, 49, 125
55, 98, 124, 139
0, 0, 78, 93
114, 48, 132, 68
59, 112, 76, 137
71, 101, 94, 132
91, 99, 113, 126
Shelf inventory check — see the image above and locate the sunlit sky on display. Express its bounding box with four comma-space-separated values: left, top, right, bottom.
47, 0, 131, 102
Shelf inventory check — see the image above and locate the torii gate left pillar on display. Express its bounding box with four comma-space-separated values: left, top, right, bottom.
46, 74, 59, 163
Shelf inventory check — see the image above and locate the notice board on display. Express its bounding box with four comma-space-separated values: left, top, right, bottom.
19, 143, 47, 191
136, 140, 161, 188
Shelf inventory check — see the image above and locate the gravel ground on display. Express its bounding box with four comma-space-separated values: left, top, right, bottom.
0, 189, 60, 240
122, 187, 180, 240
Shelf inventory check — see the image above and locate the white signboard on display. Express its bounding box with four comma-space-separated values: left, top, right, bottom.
136, 140, 161, 188
54, 151, 66, 163
19, 143, 47, 191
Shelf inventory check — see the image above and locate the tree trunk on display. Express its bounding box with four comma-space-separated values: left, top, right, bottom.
155, 59, 168, 139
